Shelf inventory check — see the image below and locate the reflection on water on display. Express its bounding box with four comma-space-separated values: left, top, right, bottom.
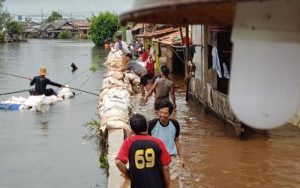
0, 40, 107, 188
38, 121, 49, 136
132, 76, 300, 188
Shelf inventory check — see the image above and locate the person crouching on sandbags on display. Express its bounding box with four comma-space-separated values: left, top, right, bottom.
29, 67, 65, 96
119, 53, 152, 98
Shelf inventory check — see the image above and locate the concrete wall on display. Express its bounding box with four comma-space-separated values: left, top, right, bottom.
107, 129, 130, 188
189, 25, 240, 133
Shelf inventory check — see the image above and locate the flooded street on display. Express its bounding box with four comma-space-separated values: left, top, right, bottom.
1, 39, 300, 188
0, 40, 107, 188
133, 81, 300, 188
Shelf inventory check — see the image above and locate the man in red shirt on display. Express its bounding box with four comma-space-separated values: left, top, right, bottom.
115, 114, 171, 188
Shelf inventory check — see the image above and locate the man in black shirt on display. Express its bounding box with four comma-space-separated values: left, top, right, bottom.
30, 67, 64, 96
116, 114, 171, 188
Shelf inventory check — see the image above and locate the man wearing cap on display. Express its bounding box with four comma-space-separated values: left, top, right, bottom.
30, 67, 64, 96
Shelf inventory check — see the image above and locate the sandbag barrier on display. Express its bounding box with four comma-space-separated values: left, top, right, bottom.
98, 50, 141, 135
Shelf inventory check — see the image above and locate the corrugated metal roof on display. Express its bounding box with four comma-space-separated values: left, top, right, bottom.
71, 20, 90, 28
153, 28, 186, 45
136, 27, 179, 38
132, 23, 144, 31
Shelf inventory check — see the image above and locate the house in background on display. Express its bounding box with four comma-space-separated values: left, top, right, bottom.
20, 21, 40, 38
39, 20, 74, 39
135, 25, 183, 74
71, 20, 90, 39
37, 20, 90, 39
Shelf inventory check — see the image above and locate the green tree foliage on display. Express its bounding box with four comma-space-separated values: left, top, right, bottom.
90, 11, 119, 47
114, 26, 127, 42
47, 11, 62, 22
58, 30, 72, 39
5, 20, 23, 34
0, 0, 10, 31
0, 32, 4, 42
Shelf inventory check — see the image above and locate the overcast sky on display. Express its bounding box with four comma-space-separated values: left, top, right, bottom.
4, 0, 134, 21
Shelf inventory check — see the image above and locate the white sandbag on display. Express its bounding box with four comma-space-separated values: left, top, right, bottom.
103, 70, 124, 80
22, 95, 45, 111
101, 115, 129, 124
124, 76, 130, 84
105, 55, 123, 68
100, 95, 131, 114
107, 87, 131, 100
102, 77, 125, 87
101, 98, 129, 115
57, 86, 75, 99
99, 107, 128, 118
7, 96, 27, 104
41, 95, 60, 105
99, 88, 110, 103
125, 72, 140, 85
105, 120, 130, 131
101, 77, 126, 90
107, 50, 123, 59
132, 84, 140, 94
23, 95, 44, 107
105, 59, 122, 68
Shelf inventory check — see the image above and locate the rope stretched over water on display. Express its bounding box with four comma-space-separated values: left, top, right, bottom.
67, 87, 98, 96
0, 72, 31, 80
0, 72, 99, 96
0, 88, 98, 96
0, 89, 29, 96
64, 68, 90, 84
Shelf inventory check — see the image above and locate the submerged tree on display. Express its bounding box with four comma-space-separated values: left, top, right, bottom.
47, 11, 62, 22
5, 20, 23, 34
58, 30, 72, 39
0, 0, 10, 31
89, 11, 119, 47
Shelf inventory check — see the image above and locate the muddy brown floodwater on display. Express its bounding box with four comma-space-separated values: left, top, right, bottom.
132, 74, 300, 188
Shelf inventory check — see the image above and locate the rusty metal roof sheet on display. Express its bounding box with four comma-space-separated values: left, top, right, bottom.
136, 27, 180, 38
132, 23, 144, 31
71, 20, 90, 28
120, 0, 259, 26
153, 28, 186, 45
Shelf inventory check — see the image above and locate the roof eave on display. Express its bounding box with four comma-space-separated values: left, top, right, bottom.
120, 1, 236, 26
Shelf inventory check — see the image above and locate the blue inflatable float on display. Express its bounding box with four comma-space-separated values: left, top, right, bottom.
0, 103, 21, 111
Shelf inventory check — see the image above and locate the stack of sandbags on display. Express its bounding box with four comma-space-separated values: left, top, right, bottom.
103, 70, 125, 80
98, 87, 132, 132
99, 50, 149, 134
104, 50, 127, 69
124, 72, 141, 94
98, 51, 135, 134
124, 72, 140, 86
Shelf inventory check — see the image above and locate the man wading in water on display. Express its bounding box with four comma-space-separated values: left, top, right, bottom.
143, 66, 176, 110
30, 67, 64, 96
148, 100, 184, 180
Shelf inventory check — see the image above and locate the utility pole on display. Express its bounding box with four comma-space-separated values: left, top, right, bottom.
41, 9, 44, 23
